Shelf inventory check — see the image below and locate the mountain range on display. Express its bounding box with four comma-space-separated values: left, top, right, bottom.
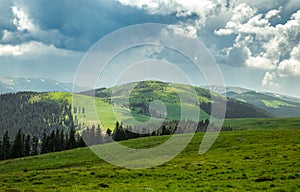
0, 78, 299, 120
204, 85, 300, 117
0, 77, 86, 94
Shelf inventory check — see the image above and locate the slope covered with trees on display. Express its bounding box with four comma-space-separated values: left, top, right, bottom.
0, 127, 85, 160
0, 92, 72, 138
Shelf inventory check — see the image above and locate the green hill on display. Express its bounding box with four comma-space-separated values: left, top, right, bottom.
0, 118, 299, 191
229, 91, 300, 117
0, 81, 276, 137
85, 81, 273, 121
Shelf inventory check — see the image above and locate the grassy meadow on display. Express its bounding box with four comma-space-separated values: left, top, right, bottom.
0, 118, 299, 191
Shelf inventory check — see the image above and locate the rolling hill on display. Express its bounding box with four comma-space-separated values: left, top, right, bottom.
84, 81, 274, 120
0, 82, 299, 191
0, 80, 276, 137
204, 85, 300, 117
263, 92, 300, 103
227, 91, 300, 117
6, 80, 300, 138
0, 119, 299, 191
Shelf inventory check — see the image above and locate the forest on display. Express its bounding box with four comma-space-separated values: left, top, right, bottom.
0, 92, 72, 138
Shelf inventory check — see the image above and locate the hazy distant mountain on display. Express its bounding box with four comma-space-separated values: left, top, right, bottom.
262, 92, 300, 104
226, 91, 300, 117
203, 85, 300, 117
203, 85, 252, 95
0, 77, 87, 94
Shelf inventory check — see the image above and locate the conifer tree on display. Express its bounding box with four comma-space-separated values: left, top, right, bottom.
2, 130, 11, 159
31, 136, 39, 155
49, 130, 55, 152
41, 132, 48, 154
24, 135, 31, 156
60, 130, 65, 151
12, 129, 24, 158
0, 140, 3, 160
95, 124, 102, 144
55, 129, 60, 151
68, 126, 76, 149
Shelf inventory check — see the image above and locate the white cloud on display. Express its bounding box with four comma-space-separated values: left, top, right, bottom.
166, 24, 197, 39
246, 54, 276, 70
234, 0, 286, 10
118, 0, 222, 16
11, 5, 36, 32
265, 8, 281, 20
117, 0, 300, 92
278, 44, 300, 77
231, 3, 257, 23
0, 41, 77, 57
118, 0, 227, 29
215, 6, 300, 73
262, 72, 279, 87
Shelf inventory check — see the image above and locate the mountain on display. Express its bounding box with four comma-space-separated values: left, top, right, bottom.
0, 77, 86, 94
263, 92, 300, 104
83, 81, 274, 119
1, 80, 291, 139
203, 85, 251, 94
204, 85, 300, 117
226, 91, 300, 117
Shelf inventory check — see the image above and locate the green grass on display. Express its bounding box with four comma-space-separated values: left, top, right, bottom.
72, 94, 155, 129
72, 91, 210, 130
262, 100, 295, 109
29, 92, 72, 104
0, 118, 299, 191
224, 117, 300, 130
29, 92, 165, 130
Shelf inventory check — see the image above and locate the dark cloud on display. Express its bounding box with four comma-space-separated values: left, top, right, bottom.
3, 0, 178, 52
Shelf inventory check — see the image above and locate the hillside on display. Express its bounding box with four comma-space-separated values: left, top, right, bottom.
0, 119, 299, 191
228, 91, 300, 117
85, 81, 274, 119
0, 81, 277, 137
0, 92, 73, 138
263, 92, 300, 104
203, 85, 300, 118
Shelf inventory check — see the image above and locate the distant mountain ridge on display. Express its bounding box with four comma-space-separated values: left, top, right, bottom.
226, 91, 300, 117
1, 80, 299, 139
1, 78, 299, 118
86, 81, 299, 118
0, 77, 87, 94
203, 85, 251, 95
204, 85, 300, 104
83, 81, 274, 119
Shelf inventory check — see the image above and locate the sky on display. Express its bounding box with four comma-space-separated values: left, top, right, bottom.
0, 0, 300, 97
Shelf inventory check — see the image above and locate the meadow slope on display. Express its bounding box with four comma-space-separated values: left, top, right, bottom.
0, 119, 299, 191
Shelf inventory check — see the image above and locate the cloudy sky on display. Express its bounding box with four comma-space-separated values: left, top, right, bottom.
0, 0, 300, 96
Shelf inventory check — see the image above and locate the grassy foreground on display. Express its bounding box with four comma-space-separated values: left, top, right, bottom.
0, 124, 299, 191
